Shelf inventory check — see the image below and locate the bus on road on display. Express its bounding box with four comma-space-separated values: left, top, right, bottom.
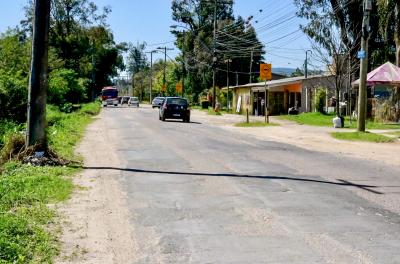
101, 86, 119, 107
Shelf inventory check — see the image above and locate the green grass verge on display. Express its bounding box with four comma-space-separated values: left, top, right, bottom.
0, 101, 100, 263
331, 131, 394, 143
235, 121, 279, 127
279, 112, 400, 129
386, 131, 400, 138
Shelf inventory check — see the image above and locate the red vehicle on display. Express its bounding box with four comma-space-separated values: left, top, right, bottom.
101, 86, 119, 107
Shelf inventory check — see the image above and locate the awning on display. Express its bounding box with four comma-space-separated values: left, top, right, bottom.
352, 62, 400, 86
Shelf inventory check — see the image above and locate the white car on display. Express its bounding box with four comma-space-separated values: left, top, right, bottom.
128, 97, 139, 107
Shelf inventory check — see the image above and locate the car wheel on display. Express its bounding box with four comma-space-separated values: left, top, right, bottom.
187, 117, 190, 123
137, 104, 139, 107
162, 115, 166, 121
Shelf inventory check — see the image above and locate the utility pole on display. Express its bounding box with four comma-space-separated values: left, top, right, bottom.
357, 0, 372, 132
224, 59, 232, 110
305, 50, 312, 78
236, 71, 238, 86
249, 48, 254, 83
26, 0, 51, 151
212, 0, 217, 109
157, 46, 173, 96
182, 36, 186, 97
146, 50, 157, 102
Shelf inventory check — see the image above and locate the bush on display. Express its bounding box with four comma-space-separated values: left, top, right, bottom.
315, 88, 327, 113
48, 68, 88, 105
0, 70, 28, 123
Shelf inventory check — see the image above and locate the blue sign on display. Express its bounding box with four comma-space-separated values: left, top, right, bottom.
357, 50, 366, 59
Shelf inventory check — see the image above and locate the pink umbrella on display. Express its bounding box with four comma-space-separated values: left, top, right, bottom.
352, 62, 400, 86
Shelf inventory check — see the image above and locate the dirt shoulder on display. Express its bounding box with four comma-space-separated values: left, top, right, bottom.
56, 113, 137, 263
192, 110, 400, 167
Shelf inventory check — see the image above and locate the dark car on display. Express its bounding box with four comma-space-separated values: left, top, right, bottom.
159, 97, 190, 122
152, 97, 165, 108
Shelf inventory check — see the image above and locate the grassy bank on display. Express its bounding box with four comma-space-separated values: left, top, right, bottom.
331, 131, 394, 143
0, 102, 100, 263
280, 112, 400, 130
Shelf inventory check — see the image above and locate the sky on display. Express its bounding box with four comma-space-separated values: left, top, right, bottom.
0, 0, 317, 70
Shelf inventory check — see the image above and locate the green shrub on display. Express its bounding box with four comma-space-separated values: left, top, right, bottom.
315, 88, 326, 113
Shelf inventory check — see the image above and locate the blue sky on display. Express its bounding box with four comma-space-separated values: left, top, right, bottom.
0, 0, 316, 69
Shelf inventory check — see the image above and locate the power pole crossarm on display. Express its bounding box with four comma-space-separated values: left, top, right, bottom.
26, 0, 51, 150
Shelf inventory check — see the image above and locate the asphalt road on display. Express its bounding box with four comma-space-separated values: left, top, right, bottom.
95, 105, 400, 263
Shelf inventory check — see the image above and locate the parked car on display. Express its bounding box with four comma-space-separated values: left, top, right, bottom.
128, 97, 139, 107
121, 96, 130, 105
152, 97, 165, 108
159, 97, 190, 122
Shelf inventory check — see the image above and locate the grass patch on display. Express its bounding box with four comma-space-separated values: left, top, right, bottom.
280, 112, 400, 130
386, 131, 400, 138
235, 121, 279, 127
331, 131, 394, 143
0, 102, 100, 263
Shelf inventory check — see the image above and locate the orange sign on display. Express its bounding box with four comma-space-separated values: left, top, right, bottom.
161, 84, 166, 92
260, 63, 272, 81
176, 82, 182, 93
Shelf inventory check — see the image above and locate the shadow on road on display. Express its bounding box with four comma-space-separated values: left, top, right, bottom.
162, 120, 202, 124
81, 166, 384, 194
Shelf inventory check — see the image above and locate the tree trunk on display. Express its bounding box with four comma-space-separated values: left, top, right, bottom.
26, 0, 51, 151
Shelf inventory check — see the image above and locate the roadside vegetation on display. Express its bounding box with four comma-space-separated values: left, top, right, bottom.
0, 102, 100, 263
235, 121, 279, 127
331, 131, 394, 143
280, 112, 400, 130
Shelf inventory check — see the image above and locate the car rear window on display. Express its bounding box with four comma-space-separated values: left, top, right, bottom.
167, 98, 187, 105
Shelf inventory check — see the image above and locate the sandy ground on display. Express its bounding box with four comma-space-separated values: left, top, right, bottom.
191, 110, 400, 167
56, 116, 137, 264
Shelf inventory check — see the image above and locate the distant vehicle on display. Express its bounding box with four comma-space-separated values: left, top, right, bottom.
101, 87, 118, 107
121, 96, 130, 105
128, 97, 139, 107
159, 97, 190, 122
152, 97, 165, 108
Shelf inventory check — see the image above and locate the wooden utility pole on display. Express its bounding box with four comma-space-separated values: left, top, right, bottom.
357, 0, 372, 132
146, 50, 157, 101
157, 46, 173, 95
249, 49, 254, 83
26, 0, 51, 150
212, 0, 217, 109
224, 59, 232, 110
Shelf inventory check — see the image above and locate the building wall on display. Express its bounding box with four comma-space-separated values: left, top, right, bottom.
232, 88, 252, 114
301, 76, 338, 113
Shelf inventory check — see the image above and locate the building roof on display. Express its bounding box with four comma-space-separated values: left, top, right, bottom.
224, 75, 330, 91
352, 62, 400, 86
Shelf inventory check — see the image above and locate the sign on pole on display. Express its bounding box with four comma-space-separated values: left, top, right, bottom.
357, 50, 366, 59
260, 63, 272, 81
176, 82, 182, 93
161, 84, 166, 92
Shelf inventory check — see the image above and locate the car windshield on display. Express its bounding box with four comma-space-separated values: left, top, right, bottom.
131, 97, 138, 100
167, 98, 187, 105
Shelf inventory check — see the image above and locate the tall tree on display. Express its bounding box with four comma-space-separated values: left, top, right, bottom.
126, 42, 148, 77
171, 0, 264, 101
